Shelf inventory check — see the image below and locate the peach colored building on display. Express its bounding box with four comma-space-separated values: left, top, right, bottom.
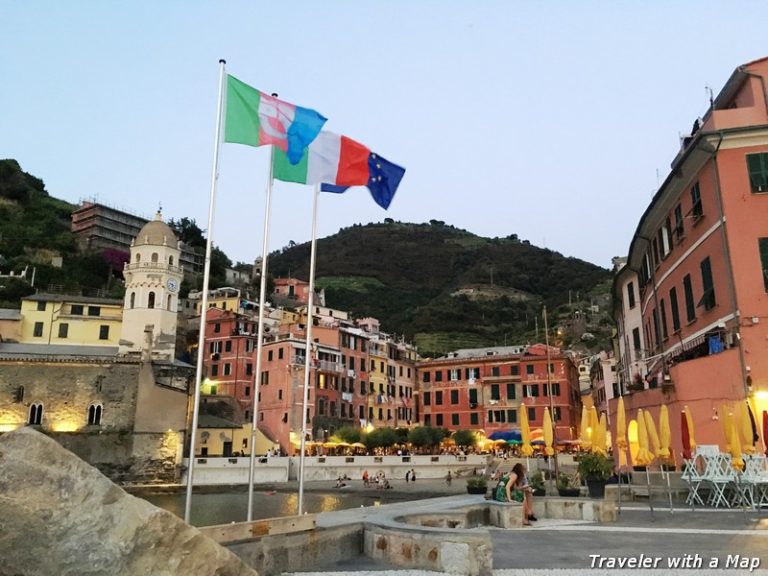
611, 56, 768, 461
416, 345, 581, 440
273, 277, 312, 304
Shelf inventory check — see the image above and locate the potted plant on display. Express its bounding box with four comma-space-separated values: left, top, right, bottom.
466, 476, 488, 495
556, 472, 581, 497
577, 452, 614, 498
529, 470, 546, 497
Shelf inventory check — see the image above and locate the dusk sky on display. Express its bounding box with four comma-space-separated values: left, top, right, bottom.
3, 1, 768, 271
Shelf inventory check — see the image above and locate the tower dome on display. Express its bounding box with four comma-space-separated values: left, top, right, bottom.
136, 211, 177, 246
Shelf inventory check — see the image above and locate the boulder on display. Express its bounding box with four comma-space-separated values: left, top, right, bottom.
0, 427, 258, 576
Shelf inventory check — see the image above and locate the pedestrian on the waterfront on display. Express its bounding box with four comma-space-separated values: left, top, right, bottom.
446, 471, 452, 485
410, 468, 416, 482
405, 469, 411, 483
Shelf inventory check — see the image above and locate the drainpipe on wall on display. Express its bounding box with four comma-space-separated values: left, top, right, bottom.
702, 132, 750, 398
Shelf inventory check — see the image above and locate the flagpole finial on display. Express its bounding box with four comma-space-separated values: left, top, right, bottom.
219, 59, 226, 64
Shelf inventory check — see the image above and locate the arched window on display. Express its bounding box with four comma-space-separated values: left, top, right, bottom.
87, 404, 103, 426
167, 295, 172, 311
130, 292, 136, 309
15, 385, 24, 403
151, 252, 159, 263
28, 403, 43, 425
168, 255, 174, 266
135, 253, 141, 263
148, 291, 156, 309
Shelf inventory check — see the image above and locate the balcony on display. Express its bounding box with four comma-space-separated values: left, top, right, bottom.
124, 261, 184, 275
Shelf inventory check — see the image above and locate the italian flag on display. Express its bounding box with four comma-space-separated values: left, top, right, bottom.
272, 131, 371, 186
224, 75, 326, 165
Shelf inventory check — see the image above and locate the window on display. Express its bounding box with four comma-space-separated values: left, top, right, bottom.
148, 292, 155, 309
225, 340, 233, 353
33, 322, 44, 338
523, 384, 539, 397
506, 383, 516, 399
450, 390, 459, 404
151, 252, 158, 263
422, 371, 431, 383
223, 363, 231, 376
88, 306, 101, 316
58, 323, 69, 338
747, 152, 768, 192
465, 367, 480, 380
527, 406, 535, 422
511, 365, 519, 376
130, 292, 135, 309
674, 204, 684, 241
169, 256, 174, 266
526, 365, 534, 375
245, 386, 250, 396
423, 392, 431, 406
277, 388, 282, 400
87, 404, 102, 426
632, 328, 642, 360
491, 384, 500, 400
451, 414, 459, 426
435, 370, 443, 382
267, 350, 273, 361
449, 368, 460, 381
470, 412, 479, 425
359, 405, 365, 420
507, 409, 517, 423
670, 287, 681, 332
659, 220, 671, 258
28, 403, 43, 425
468, 388, 478, 405
660, 298, 668, 341
278, 347, 284, 359
491, 366, 500, 377
627, 281, 636, 309
71, 304, 84, 315
436, 414, 443, 426
435, 391, 443, 405
214, 322, 220, 333
691, 182, 703, 220
683, 274, 696, 323
99, 325, 110, 340
699, 257, 717, 310
36, 301, 46, 311
261, 371, 269, 385
553, 407, 562, 421
546, 382, 561, 397
210, 364, 218, 377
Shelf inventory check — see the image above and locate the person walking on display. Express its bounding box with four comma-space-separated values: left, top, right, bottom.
405, 469, 411, 483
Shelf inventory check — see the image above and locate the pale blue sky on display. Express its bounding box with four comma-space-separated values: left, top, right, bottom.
3, 1, 768, 270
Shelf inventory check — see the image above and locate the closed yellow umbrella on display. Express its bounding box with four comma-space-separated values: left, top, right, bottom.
644, 409, 660, 459
593, 413, 607, 455
684, 405, 697, 456
740, 401, 756, 455
579, 405, 592, 450
635, 409, 653, 465
729, 412, 744, 471
543, 407, 554, 456
658, 405, 671, 460
589, 406, 599, 453
519, 402, 534, 457
615, 396, 628, 468
721, 403, 734, 452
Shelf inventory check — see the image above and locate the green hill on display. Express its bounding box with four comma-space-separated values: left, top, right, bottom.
269, 221, 613, 355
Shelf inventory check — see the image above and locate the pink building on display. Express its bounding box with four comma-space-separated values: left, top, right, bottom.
612, 56, 768, 461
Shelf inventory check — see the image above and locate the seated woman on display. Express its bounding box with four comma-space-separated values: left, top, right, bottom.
494, 463, 536, 525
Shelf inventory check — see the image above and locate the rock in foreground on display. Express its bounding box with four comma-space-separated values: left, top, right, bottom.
0, 427, 257, 576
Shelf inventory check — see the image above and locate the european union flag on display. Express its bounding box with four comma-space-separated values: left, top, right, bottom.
321, 151, 405, 210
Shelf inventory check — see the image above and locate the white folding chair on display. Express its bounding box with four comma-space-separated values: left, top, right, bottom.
705, 453, 735, 508
682, 456, 706, 508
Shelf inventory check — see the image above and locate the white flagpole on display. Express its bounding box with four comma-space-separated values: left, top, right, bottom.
185, 58, 227, 524
298, 184, 320, 515
246, 144, 276, 521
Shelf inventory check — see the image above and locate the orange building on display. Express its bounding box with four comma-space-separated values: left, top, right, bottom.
416, 345, 581, 441
612, 56, 768, 458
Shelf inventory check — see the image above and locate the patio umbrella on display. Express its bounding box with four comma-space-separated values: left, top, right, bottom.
740, 401, 756, 455
543, 407, 554, 456
644, 409, 660, 460
519, 402, 534, 457
729, 412, 744, 471
615, 396, 628, 468
350, 442, 367, 449
763, 411, 768, 457
593, 413, 607, 455
589, 406, 599, 453
635, 409, 653, 466
579, 405, 592, 450
747, 402, 760, 447
684, 405, 697, 457
721, 404, 733, 452
681, 410, 692, 460
658, 405, 671, 460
